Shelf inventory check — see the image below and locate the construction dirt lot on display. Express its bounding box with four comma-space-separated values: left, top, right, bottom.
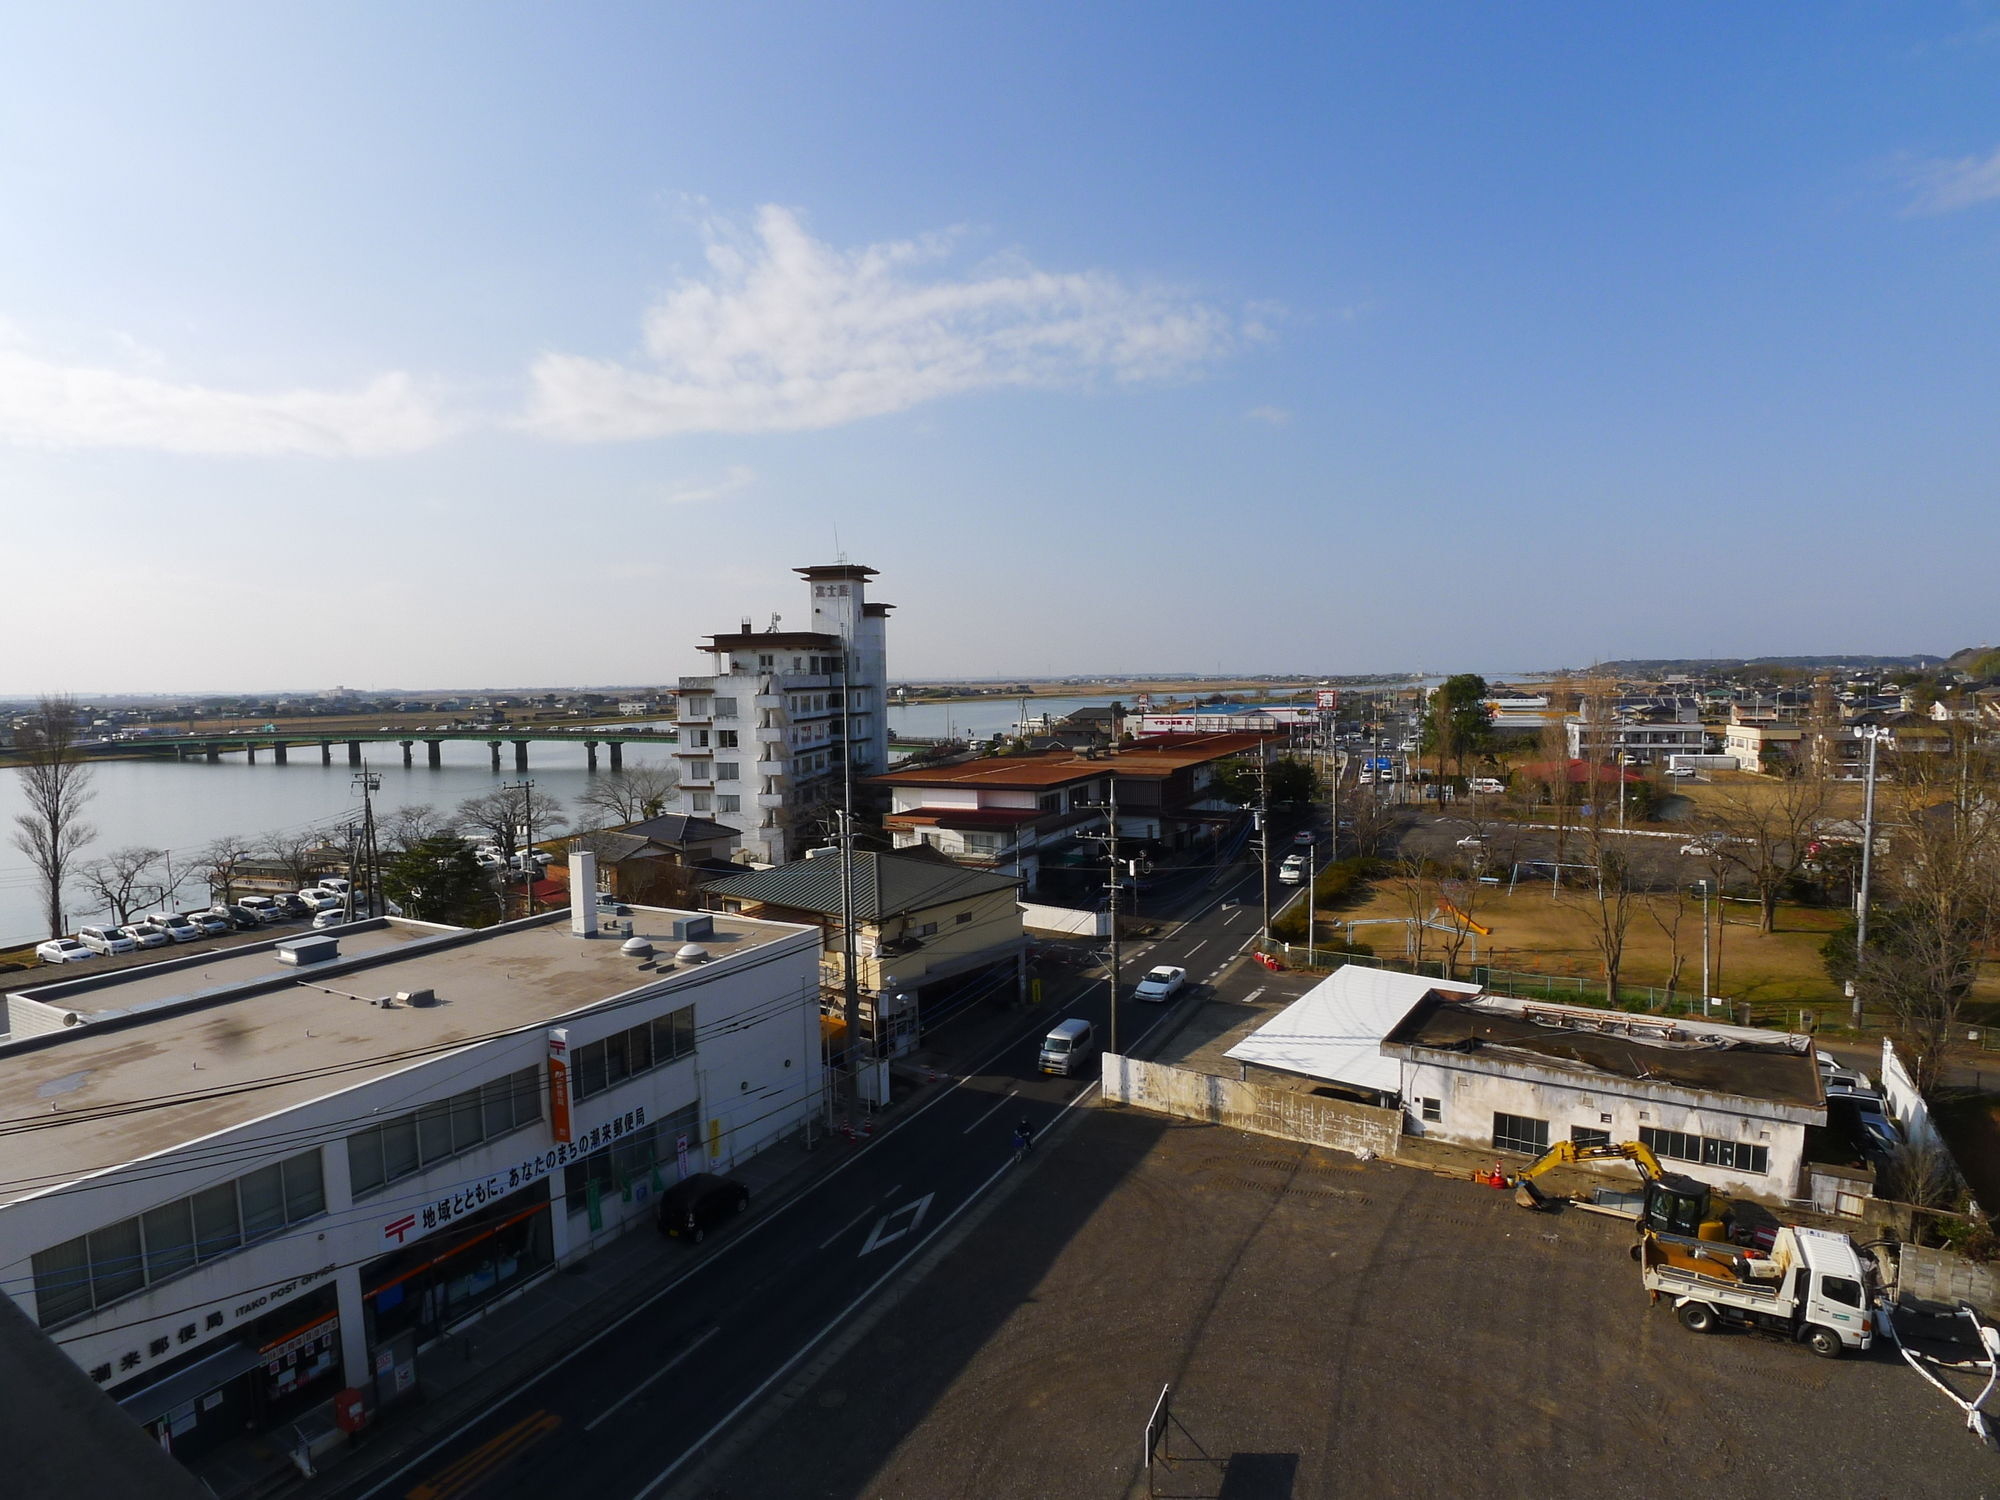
685, 1106, 1998, 1500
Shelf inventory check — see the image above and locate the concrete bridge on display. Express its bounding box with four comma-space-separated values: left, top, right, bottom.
110, 727, 675, 772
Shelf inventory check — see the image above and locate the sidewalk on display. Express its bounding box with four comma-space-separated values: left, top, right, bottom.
197, 978, 1076, 1500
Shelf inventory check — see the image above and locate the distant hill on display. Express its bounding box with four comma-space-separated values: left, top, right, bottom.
1588, 654, 1948, 676
1946, 645, 2000, 678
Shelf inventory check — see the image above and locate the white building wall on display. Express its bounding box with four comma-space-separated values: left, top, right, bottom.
0, 928, 822, 1397
1398, 1056, 1809, 1201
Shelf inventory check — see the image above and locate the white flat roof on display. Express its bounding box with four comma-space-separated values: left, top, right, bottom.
1224, 965, 1481, 1095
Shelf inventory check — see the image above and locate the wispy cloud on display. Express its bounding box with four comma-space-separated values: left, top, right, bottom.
525, 205, 1247, 441
1245, 405, 1292, 426
660, 464, 755, 506
0, 343, 454, 456
1903, 144, 2000, 215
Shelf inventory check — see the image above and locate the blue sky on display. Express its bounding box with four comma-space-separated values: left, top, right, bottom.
3, 3, 1998, 691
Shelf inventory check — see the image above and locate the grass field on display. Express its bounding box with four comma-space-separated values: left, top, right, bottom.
1307, 876, 2000, 1033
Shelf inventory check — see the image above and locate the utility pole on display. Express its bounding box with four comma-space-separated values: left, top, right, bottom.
1697, 878, 1712, 1005
503, 778, 536, 916
1080, 780, 1123, 1058
1853, 727, 1880, 1028
352, 767, 380, 922
838, 641, 864, 1121
1256, 753, 1272, 947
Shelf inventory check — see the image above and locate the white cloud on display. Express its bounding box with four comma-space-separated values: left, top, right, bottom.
0, 345, 454, 456
1245, 405, 1292, 426
526, 205, 1245, 441
1904, 144, 2000, 214
659, 464, 755, 506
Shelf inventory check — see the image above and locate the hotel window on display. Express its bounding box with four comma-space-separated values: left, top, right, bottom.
716, 730, 738, 748
717, 762, 739, 781
717, 794, 740, 813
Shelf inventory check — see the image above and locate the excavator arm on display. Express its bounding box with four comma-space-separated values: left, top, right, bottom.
1513, 1140, 1668, 1209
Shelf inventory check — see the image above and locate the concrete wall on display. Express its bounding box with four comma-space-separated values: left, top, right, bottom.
1397, 1054, 1810, 1202
1102, 1055, 1401, 1158
1879, 1040, 1944, 1154
1021, 903, 1110, 938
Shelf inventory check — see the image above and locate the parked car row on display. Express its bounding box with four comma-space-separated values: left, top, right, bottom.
36, 881, 361, 965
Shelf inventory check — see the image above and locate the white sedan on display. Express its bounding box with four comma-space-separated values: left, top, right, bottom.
37, 938, 97, 965
1133, 965, 1187, 1003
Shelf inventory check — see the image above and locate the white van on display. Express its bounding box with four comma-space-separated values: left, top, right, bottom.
1038, 1018, 1095, 1077
78, 924, 138, 956
1278, 854, 1307, 884
1469, 777, 1505, 795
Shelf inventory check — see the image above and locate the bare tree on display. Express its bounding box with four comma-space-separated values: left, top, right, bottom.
1856, 741, 2000, 1096
575, 765, 680, 827
379, 803, 461, 854
74, 847, 179, 925
1710, 773, 1831, 933
1386, 859, 1435, 967
196, 833, 262, 905
456, 787, 568, 864
1432, 874, 1486, 979
264, 827, 342, 890
1560, 821, 1636, 1004
10, 696, 97, 936
1643, 891, 1689, 1003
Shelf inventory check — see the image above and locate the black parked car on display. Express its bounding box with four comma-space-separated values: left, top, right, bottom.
655, 1172, 750, 1244
221, 905, 265, 931
273, 894, 312, 919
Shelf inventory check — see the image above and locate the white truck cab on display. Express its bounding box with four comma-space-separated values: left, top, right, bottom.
1642, 1223, 1876, 1358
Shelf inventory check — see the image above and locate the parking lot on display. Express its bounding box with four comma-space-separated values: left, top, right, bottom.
688, 1108, 1996, 1500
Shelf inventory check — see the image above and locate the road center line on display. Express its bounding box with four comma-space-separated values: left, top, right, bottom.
1182, 939, 1207, 957
342, 1003, 1075, 1500
631, 1080, 1103, 1500
584, 1327, 720, 1433
960, 1087, 1020, 1135
816, 1206, 876, 1252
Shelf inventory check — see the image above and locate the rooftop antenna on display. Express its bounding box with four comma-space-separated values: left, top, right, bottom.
833, 520, 845, 564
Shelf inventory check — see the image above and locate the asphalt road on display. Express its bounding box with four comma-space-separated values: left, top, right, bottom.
330, 835, 1287, 1500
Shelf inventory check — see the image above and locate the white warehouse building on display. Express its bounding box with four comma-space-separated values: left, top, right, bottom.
0, 860, 821, 1466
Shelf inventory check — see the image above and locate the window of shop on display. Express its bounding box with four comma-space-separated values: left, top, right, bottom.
571, 1006, 696, 1102
32, 1150, 326, 1329
562, 1103, 701, 1215
348, 1068, 542, 1200
363, 1189, 555, 1348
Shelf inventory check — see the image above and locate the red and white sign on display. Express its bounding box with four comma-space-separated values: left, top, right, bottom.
1316, 689, 1340, 712
547, 1028, 572, 1143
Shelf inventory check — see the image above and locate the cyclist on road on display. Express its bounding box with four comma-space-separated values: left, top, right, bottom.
1015, 1117, 1036, 1156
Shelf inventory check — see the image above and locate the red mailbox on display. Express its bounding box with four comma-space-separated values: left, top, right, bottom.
334, 1387, 367, 1433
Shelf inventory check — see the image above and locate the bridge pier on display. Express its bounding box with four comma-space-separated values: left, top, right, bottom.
321, 741, 333, 765
348, 741, 362, 766
274, 743, 288, 765
488, 740, 503, 772
608, 741, 623, 772
400, 740, 414, 767
205, 744, 220, 763
513, 740, 530, 772
247, 744, 258, 763
427, 739, 443, 769
585, 741, 599, 772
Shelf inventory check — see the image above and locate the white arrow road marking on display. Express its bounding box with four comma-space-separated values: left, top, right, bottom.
1240, 986, 1266, 1005
859, 1194, 934, 1258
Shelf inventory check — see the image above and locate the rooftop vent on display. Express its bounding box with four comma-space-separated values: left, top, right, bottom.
397, 988, 437, 1008
277, 935, 339, 966
670, 914, 713, 942
676, 943, 711, 964
621, 936, 654, 959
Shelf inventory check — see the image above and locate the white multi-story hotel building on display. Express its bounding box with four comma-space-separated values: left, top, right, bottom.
674, 563, 892, 866
0, 862, 820, 1468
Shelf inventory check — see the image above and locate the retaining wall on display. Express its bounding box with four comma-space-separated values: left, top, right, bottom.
1102, 1053, 1401, 1157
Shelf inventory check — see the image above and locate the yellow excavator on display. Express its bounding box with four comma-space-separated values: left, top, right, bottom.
1512, 1139, 1736, 1243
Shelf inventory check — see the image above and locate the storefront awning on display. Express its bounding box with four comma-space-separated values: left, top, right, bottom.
117, 1339, 265, 1427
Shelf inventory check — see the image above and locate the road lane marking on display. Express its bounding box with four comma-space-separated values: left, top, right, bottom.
960, 1087, 1020, 1134
859, 1194, 934, 1257
631, 1082, 1102, 1500
1223, 908, 1242, 924
407, 1409, 561, 1500
1240, 986, 1266, 1005
816, 1206, 876, 1251
1182, 939, 1208, 957
584, 1327, 720, 1433
346, 988, 1099, 1500
881, 1184, 901, 1200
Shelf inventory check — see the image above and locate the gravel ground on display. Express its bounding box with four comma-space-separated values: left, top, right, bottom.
687, 1107, 1998, 1500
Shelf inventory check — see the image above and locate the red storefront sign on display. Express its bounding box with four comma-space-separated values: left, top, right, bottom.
547, 1028, 572, 1143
